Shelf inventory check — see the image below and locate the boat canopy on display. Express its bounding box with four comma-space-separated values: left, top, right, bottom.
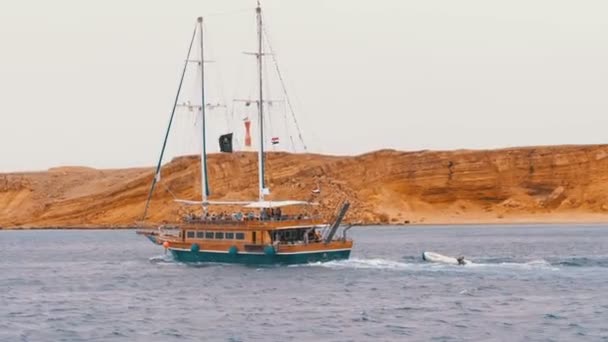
174, 199, 250, 206
174, 199, 315, 208
243, 200, 315, 208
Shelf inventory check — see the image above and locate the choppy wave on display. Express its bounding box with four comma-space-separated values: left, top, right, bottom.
3, 227, 608, 341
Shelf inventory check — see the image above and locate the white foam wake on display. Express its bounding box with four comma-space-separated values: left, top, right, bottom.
148, 254, 175, 264
303, 257, 559, 272
303, 258, 415, 270
462, 259, 558, 271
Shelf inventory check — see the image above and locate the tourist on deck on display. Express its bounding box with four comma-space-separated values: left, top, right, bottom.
307, 229, 315, 242
276, 207, 282, 220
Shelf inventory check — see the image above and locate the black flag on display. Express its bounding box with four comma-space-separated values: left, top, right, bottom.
219, 133, 233, 153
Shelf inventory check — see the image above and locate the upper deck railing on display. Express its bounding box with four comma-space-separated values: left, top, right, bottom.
177, 216, 325, 231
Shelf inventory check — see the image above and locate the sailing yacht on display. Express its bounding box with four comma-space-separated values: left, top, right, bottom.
136, 4, 353, 264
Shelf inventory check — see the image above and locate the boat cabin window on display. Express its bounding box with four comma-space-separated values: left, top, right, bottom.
215, 232, 224, 239
272, 229, 309, 243
225, 232, 234, 239
196, 231, 205, 238
186, 231, 195, 238
205, 232, 214, 239
235, 232, 245, 240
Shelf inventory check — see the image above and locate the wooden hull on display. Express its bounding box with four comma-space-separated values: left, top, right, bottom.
169, 247, 351, 265
137, 215, 354, 265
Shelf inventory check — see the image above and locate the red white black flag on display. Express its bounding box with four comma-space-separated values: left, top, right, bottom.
271, 137, 279, 145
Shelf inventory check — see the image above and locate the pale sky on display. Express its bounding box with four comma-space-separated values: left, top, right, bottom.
1, 0, 607, 172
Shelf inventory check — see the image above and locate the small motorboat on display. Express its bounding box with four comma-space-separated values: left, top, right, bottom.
422, 251, 471, 265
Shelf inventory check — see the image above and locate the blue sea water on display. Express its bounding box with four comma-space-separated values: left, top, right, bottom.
1, 225, 607, 341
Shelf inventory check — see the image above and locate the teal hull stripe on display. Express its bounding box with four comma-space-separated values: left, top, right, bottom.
170, 249, 350, 265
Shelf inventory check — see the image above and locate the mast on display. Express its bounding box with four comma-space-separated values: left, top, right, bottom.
198, 17, 210, 209
256, 1, 266, 202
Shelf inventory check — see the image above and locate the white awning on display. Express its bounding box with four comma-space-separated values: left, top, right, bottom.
174, 199, 252, 206
174, 199, 316, 208
243, 200, 315, 208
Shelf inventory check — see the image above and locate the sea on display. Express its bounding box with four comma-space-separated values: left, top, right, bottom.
1, 225, 607, 341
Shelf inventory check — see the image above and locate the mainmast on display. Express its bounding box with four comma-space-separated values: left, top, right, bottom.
256, 2, 266, 202
198, 17, 210, 209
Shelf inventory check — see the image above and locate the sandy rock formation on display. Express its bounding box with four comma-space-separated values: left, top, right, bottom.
2, 145, 608, 228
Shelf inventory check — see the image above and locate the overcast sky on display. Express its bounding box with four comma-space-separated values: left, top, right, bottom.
1, 0, 607, 172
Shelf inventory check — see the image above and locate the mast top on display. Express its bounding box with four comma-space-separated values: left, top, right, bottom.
197, 17, 203, 23
256, 1, 261, 13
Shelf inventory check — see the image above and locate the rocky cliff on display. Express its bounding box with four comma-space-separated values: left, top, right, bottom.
2, 145, 608, 228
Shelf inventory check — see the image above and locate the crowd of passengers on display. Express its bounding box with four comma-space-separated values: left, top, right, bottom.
183, 207, 311, 223
272, 229, 322, 244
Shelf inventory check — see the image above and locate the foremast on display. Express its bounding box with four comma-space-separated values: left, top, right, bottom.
198, 17, 210, 209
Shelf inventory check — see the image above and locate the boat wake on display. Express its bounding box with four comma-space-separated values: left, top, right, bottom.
472, 256, 608, 269
148, 254, 175, 265
306, 258, 415, 270
146, 254, 607, 270
467, 259, 558, 271
549, 256, 608, 268
301, 257, 562, 272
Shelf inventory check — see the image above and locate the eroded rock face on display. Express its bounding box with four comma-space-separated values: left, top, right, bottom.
2, 145, 608, 228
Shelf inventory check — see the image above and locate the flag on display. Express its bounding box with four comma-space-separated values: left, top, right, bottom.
271, 137, 279, 145
219, 133, 233, 153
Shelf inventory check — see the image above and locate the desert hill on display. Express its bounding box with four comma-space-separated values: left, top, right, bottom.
2, 145, 608, 228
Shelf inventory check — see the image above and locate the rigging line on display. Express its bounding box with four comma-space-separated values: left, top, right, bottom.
262, 24, 308, 152
142, 22, 198, 222
283, 101, 297, 152
160, 180, 179, 200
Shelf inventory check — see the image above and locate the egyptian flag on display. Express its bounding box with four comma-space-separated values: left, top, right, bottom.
271, 137, 279, 145
219, 133, 233, 153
